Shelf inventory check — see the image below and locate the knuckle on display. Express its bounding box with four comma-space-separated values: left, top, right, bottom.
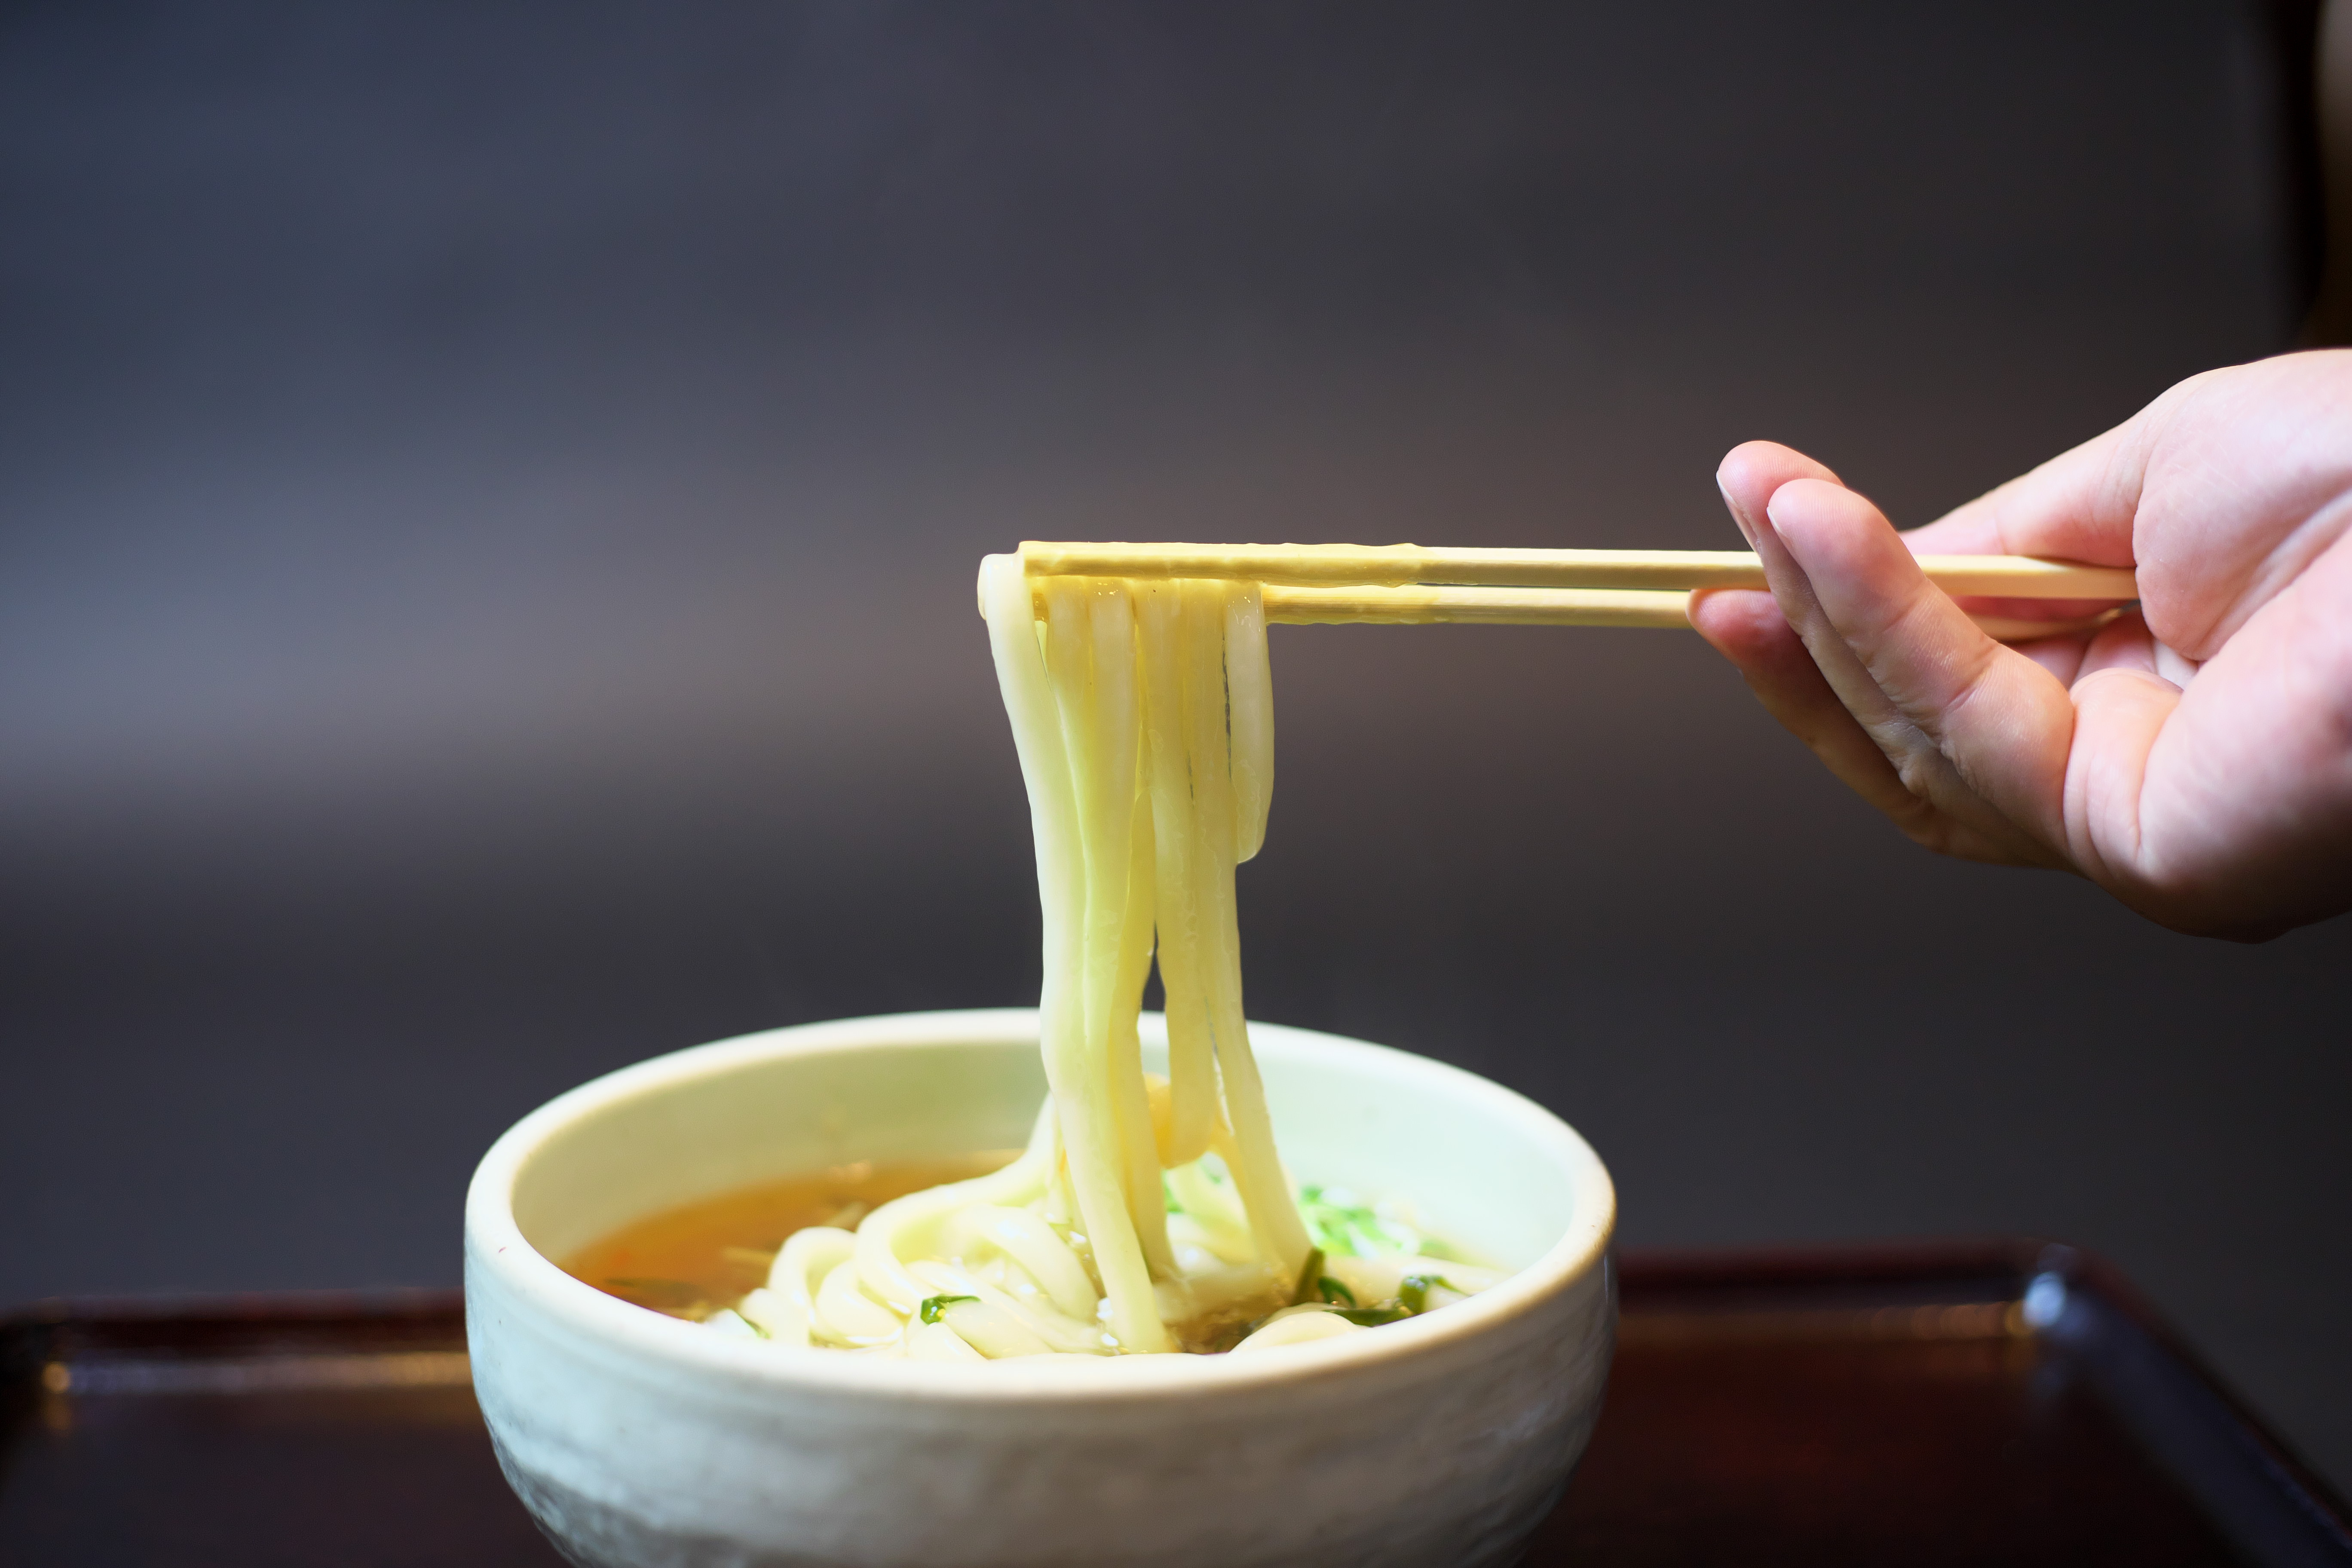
1890, 740, 1949, 803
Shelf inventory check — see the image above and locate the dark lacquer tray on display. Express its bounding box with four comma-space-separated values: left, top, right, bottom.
4, 1240, 2347, 1567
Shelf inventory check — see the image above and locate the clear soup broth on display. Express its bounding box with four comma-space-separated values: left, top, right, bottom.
562, 1154, 1015, 1322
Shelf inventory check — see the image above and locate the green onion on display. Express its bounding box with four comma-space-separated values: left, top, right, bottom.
1317, 1276, 1357, 1305
919, 1294, 977, 1325
1399, 1274, 1454, 1314
1333, 1303, 1412, 1327
1290, 1247, 1327, 1307
1296, 1185, 1424, 1259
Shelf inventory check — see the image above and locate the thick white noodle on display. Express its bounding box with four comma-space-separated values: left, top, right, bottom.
939, 1206, 1099, 1321
908, 1259, 1107, 1354
1178, 579, 1310, 1274
907, 1322, 987, 1361
717, 558, 1318, 1359
735, 1286, 808, 1347
1041, 579, 1170, 1351
815, 1260, 903, 1345
853, 1095, 1057, 1316
1225, 583, 1274, 864
1231, 1307, 1363, 1354
986, 560, 1310, 1344
1137, 582, 1217, 1168
690, 560, 1529, 1358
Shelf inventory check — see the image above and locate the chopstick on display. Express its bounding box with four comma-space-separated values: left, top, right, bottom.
1265, 584, 1693, 628
997, 543, 2137, 644
1259, 583, 2124, 642
1020, 542, 2139, 601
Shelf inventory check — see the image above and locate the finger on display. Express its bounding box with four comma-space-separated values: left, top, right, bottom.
1709, 447, 1935, 825
2063, 666, 2186, 913
1686, 588, 1905, 806
1763, 478, 2076, 865
1714, 443, 1968, 829
1711, 444, 2057, 861
1718, 447, 1879, 706
2010, 629, 2095, 687
1690, 588, 2037, 862
1907, 357, 2352, 663
1720, 438, 2114, 680
1745, 480, 1921, 753
2124, 532, 2352, 935
2074, 609, 2161, 681
1715, 441, 1841, 551
1899, 419, 2143, 562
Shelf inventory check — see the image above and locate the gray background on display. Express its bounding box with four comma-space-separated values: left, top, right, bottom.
6, 0, 2349, 1490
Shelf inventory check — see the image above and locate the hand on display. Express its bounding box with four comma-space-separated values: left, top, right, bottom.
1689, 350, 2352, 940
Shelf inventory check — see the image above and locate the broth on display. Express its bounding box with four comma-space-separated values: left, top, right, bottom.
563, 1154, 1015, 1321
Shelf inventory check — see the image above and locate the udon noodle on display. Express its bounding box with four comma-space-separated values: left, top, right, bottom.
690, 558, 1501, 1358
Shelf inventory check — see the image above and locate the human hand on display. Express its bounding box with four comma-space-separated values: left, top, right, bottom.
1689, 350, 2352, 940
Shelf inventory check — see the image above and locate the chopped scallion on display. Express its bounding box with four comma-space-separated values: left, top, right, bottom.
1333, 1303, 1412, 1327
1399, 1273, 1455, 1314
1290, 1247, 1327, 1307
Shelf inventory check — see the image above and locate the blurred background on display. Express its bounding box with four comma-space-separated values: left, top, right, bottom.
5, 0, 2349, 1489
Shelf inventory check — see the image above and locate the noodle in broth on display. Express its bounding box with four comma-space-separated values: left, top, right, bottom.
613, 557, 1504, 1358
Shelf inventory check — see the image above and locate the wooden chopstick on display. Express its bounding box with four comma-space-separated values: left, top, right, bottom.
1020, 542, 2139, 601
995, 572, 2120, 642
1265, 584, 1692, 628
1261, 584, 2123, 643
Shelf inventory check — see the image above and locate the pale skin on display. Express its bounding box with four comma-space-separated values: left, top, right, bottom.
1688, 349, 2352, 942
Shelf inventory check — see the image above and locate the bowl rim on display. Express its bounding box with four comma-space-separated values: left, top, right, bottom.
466, 1008, 1614, 1404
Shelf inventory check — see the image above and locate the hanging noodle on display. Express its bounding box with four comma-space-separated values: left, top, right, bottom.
694, 555, 1502, 1358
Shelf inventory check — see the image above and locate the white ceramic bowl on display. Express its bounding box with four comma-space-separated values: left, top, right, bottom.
465, 1009, 1615, 1568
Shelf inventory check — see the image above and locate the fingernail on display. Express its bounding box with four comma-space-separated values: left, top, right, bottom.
1716, 478, 1759, 550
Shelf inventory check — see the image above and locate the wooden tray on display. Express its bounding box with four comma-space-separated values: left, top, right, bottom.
6, 1240, 2346, 1566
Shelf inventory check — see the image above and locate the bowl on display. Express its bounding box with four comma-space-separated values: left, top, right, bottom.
465, 1009, 1616, 1568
